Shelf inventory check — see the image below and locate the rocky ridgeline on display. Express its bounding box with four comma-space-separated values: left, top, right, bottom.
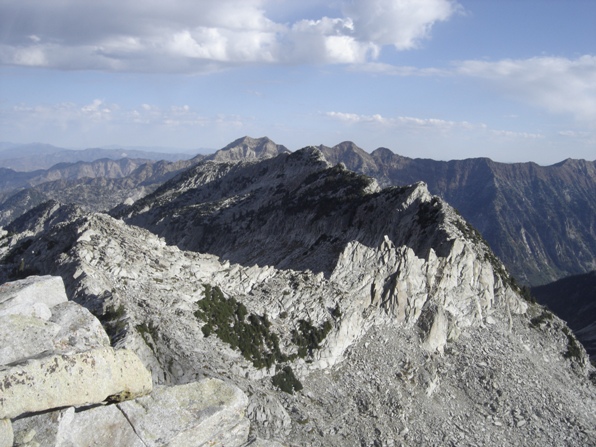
0, 276, 252, 447
319, 141, 596, 285
0, 147, 594, 445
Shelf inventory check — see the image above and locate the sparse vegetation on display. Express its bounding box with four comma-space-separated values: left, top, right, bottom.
519, 285, 536, 304
562, 326, 583, 361
195, 283, 333, 393
291, 318, 333, 358
271, 365, 303, 394
284, 166, 373, 218
417, 198, 442, 228
195, 284, 286, 369
530, 309, 554, 328
104, 303, 126, 321
136, 321, 159, 353
331, 303, 342, 320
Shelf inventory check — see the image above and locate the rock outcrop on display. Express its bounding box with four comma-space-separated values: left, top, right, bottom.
11, 379, 250, 447
0, 275, 66, 319
0, 347, 152, 419
0, 276, 152, 428
117, 379, 250, 447
0, 275, 253, 447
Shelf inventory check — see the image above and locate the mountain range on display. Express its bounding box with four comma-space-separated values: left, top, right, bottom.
1, 136, 594, 288
0, 141, 594, 445
1, 136, 595, 359
0, 142, 196, 171
319, 141, 596, 286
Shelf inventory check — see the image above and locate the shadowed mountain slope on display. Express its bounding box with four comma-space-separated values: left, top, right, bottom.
320, 142, 596, 286
117, 147, 493, 276
533, 271, 596, 358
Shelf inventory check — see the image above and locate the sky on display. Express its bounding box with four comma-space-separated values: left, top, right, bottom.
0, 0, 595, 164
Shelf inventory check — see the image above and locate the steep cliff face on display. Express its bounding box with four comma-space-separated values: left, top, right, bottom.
320, 142, 596, 286
0, 148, 594, 446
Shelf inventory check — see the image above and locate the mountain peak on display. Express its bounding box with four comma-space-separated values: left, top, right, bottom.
206, 136, 290, 162
318, 141, 378, 176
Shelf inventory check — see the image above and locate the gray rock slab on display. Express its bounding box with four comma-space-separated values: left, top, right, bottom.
59, 405, 145, 447
12, 408, 68, 447
249, 438, 287, 447
12, 405, 144, 447
0, 276, 67, 319
0, 314, 60, 365
0, 419, 12, 447
118, 378, 250, 447
0, 347, 152, 419
13, 405, 144, 447
49, 301, 110, 354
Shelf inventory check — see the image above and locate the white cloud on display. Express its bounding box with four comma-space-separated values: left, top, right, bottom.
0, 0, 459, 72
490, 129, 544, 140
343, 0, 459, 49
347, 62, 446, 76
326, 111, 473, 131
4, 100, 245, 132
325, 111, 546, 140
457, 55, 596, 122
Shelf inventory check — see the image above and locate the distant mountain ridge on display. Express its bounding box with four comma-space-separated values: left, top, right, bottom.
0, 136, 286, 226
319, 141, 596, 286
0, 142, 196, 171
1, 136, 594, 287
0, 158, 197, 225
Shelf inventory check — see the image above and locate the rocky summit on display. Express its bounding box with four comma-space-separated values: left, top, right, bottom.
0, 147, 594, 446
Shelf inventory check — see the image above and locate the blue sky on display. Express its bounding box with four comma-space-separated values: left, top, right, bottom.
0, 0, 594, 164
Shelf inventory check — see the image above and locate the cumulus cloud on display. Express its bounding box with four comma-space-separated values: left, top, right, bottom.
343, 0, 458, 50
0, 0, 458, 72
457, 55, 596, 122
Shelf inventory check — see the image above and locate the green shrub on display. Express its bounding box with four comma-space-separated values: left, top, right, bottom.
136, 321, 159, 353
331, 304, 342, 319
562, 327, 582, 361
530, 310, 554, 328
195, 284, 335, 370
272, 366, 303, 394
291, 318, 333, 358
195, 285, 286, 369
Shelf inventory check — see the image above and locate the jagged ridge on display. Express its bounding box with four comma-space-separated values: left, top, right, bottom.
320, 141, 596, 285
